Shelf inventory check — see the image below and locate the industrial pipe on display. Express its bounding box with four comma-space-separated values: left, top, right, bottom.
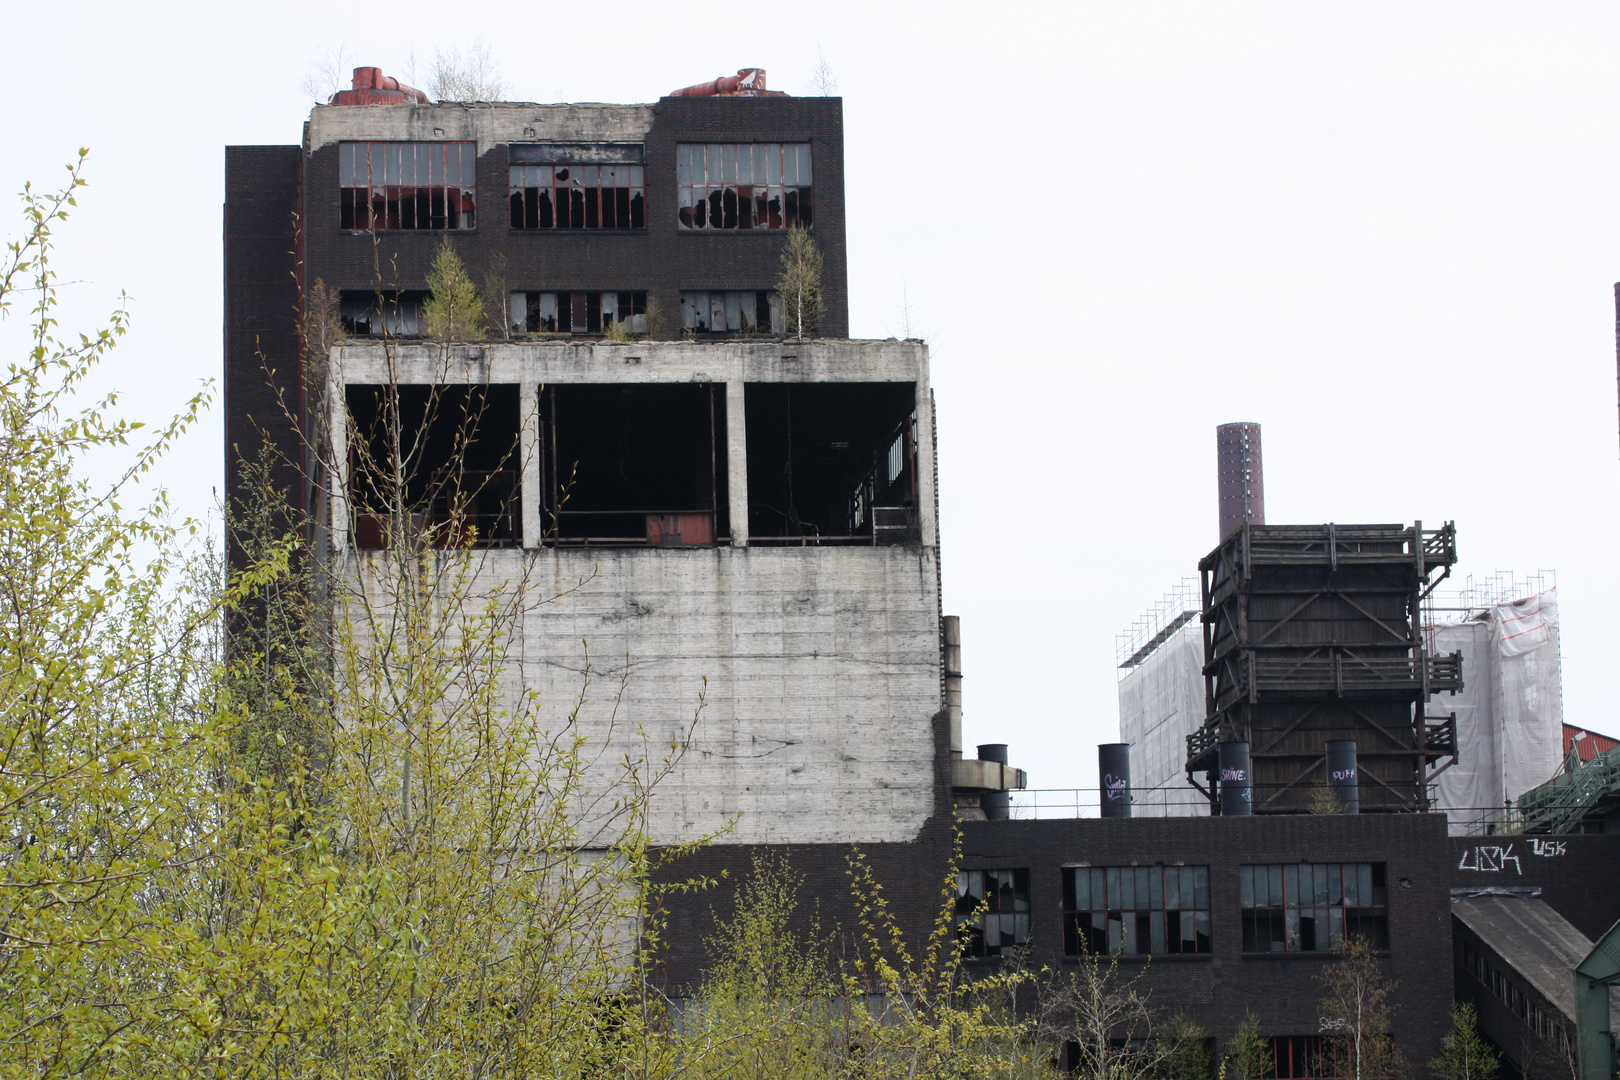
351, 67, 429, 104
943, 615, 963, 758
669, 68, 767, 98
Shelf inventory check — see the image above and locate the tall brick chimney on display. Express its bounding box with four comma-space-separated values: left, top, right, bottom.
1216, 422, 1265, 540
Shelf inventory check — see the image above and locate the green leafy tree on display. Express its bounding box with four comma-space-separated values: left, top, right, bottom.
776, 226, 822, 341
1430, 1002, 1500, 1080
1221, 1012, 1270, 1080
422, 235, 485, 340
1316, 935, 1402, 1080
0, 151, 216, 1077
1159, 1014, 1215, 1080
0, 155, 722, 1079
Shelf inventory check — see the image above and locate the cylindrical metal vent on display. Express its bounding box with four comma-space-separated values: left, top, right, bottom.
977, 744, 1010, 820
1325, 740, 1359, 814
1099, 743, 1132, 818
1218, 741, 1252, 816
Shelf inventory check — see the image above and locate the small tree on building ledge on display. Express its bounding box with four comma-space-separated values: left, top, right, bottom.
777, 226, 822, 341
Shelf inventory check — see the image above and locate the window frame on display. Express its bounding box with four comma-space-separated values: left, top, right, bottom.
676, 143, 813, 231
339, 142, 477, 231
954, 869, 1030, 959
1239, 863, 1388, 954
507, 150, 646, 231
1062, 865, 1210, 958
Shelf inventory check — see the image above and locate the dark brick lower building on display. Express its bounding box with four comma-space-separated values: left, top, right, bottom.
959, 814, 1456, 1068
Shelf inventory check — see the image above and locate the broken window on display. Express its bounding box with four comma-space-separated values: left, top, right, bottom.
340, 290, 428, 337
954, 869, 1029, 959
1064, 865, 1210, 957
510, 292, 646, 335
508, 143, 645, 229
679, 291, 783, 335
346, 384, 520, 549
339, 142, 476, 230
1240, 863, 1388, 953
542, 384, 725, 545
1268, 1037, 1354, 1080
676, 143, 811, 230
744, 383, 917, 545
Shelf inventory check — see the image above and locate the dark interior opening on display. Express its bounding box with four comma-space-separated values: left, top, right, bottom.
346, 383, 521, 549
340, 290, 429, 338
545, 383, 726, 544
744, 383, 918, 545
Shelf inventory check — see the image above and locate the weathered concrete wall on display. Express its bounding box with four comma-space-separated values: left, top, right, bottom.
344, 544, 942, 847
334, 340, 941, 848
307, 102, 656, 156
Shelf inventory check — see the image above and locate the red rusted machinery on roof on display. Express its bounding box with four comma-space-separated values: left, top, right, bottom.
330, 67, 430, 106
668, 68, 783, 98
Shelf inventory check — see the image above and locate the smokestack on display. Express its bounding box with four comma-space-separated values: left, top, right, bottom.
1216, 422, 1265, 540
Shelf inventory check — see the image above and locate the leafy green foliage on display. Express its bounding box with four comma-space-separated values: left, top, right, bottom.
422, 235, 485, 340
776, 226, 822, 340
1316, 935, 1402, 1080
1430, 1002, 1499, 1080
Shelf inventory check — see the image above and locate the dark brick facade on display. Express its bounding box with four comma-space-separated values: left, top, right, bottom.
223, 144, 305, 537
224, 95, 848, 547
959, 814, 1455, 1064
649, 711, 955, 995
1447, 833, 1620, 940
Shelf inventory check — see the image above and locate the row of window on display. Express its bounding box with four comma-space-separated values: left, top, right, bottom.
337, 290, 789, 338
1460, 941, 1568, 1049
955, 863, 1389, 959
339, 141, 813, 232
1068, 1036, 1363, 1080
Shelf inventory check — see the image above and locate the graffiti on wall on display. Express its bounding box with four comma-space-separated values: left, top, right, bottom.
1456, 839, 1565, 875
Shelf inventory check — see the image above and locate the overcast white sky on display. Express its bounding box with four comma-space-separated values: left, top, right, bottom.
2, 2, 1617, 796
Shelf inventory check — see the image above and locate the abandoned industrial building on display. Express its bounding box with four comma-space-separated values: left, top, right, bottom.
223, 66, 1620, 1079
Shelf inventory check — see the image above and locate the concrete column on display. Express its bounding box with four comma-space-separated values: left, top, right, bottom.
329, 359, 349, 553
913, 360, 937, 549
521, 380, 541, 548
726, 381, 748, 546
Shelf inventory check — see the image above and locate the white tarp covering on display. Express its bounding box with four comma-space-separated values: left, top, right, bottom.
1429, 590, 1564, 834
1117, 620, 1207, 816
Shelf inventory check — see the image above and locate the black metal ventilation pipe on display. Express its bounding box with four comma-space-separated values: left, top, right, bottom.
1325, 740, 1359, 814
1218, 741, 1252, 816
1099, 743, 1132, 818
977, 743, 1010, 820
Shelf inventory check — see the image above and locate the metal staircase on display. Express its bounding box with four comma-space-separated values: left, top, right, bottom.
1519, 742, 1620, 834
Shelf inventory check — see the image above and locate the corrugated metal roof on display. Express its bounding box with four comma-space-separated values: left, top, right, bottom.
1453, 896, 1619, 1026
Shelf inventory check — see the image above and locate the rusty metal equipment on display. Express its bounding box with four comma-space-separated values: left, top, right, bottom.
668, 68, 781, 98
1186, 522, 1463, 814
330, 67, 430, 106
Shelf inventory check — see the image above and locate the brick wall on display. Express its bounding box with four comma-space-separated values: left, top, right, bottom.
296, 96, 847, 338
1449, 833, 1620, 940
650, 710, 954, 994
959, 814, 1455, 1064
223, 145, 302, 555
